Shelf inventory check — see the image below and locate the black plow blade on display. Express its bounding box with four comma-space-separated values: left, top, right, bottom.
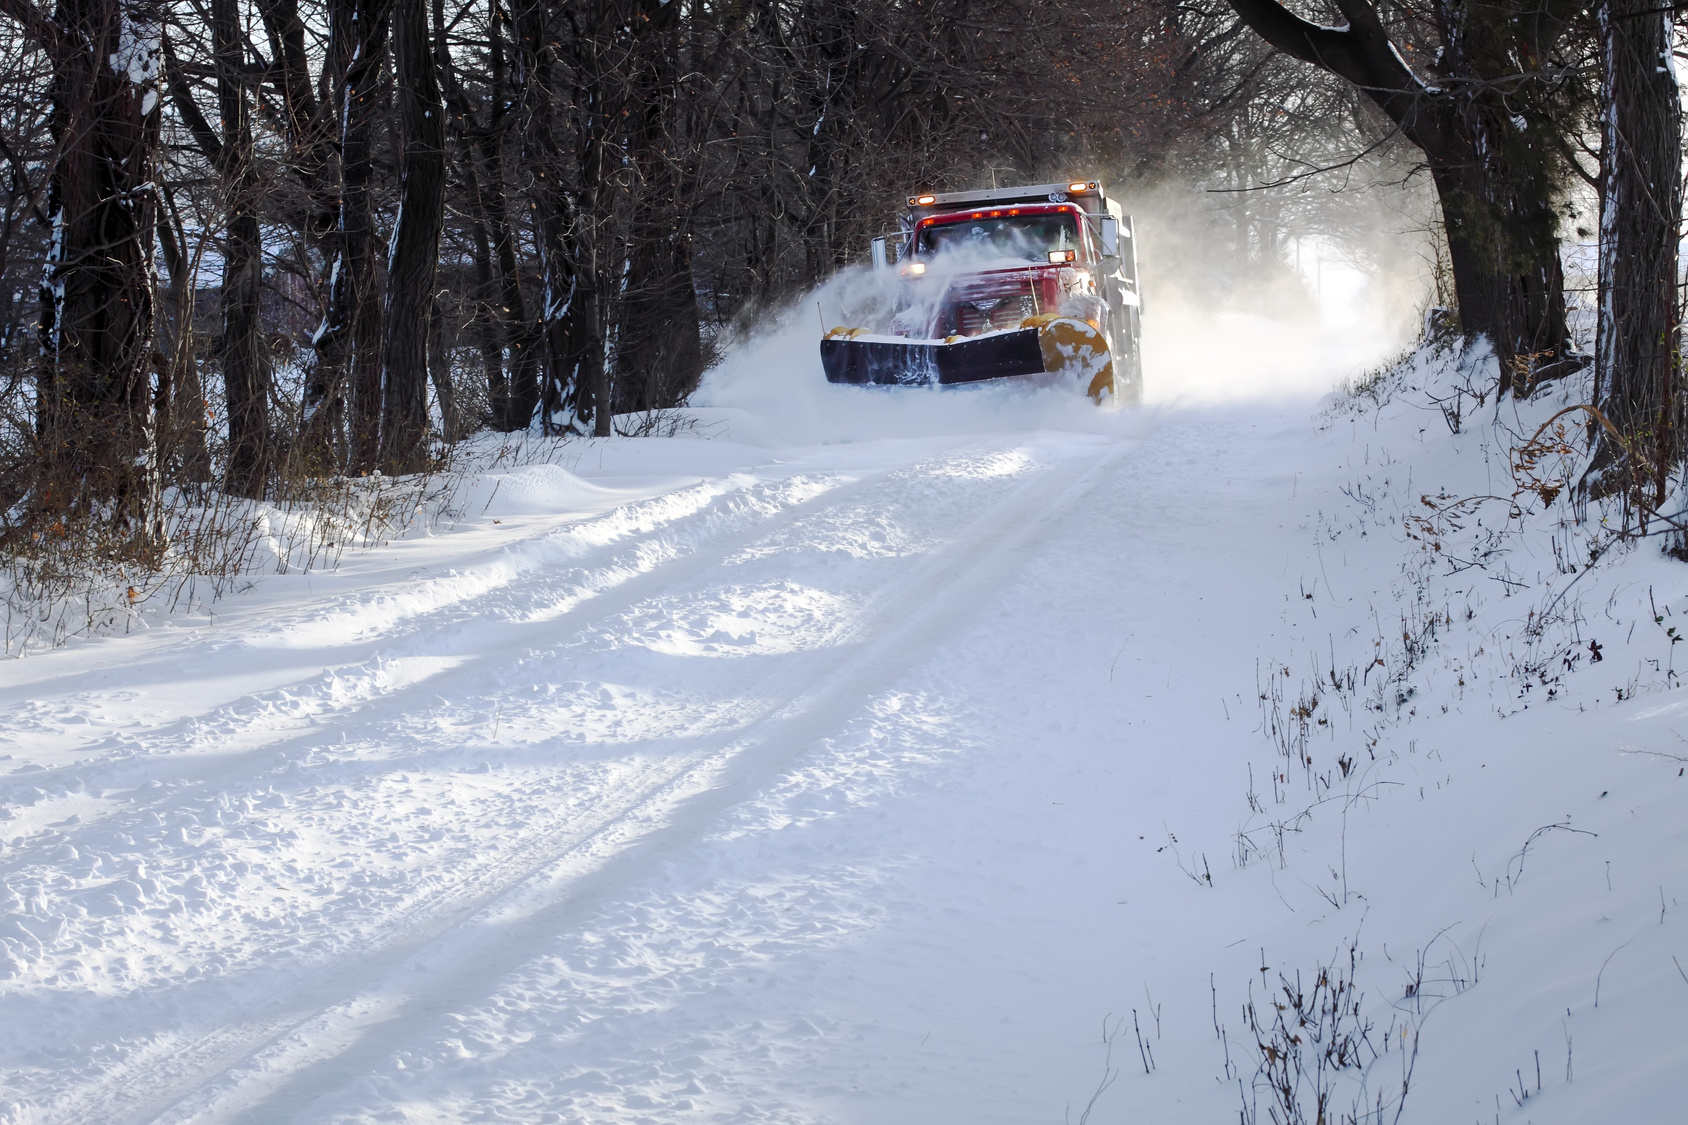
822, 328, 1046, 387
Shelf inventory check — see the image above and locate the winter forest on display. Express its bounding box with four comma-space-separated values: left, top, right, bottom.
2, 0, 1250, 489
0, 0, 1681, 544
2, 0, 1687, 1121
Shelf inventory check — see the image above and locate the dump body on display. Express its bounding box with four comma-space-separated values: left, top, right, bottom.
821, 181, 1142, 402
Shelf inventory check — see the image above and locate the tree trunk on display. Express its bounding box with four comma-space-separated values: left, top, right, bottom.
555, 0, 617, 437
1430, 138, 1571, 391
514, 0, 583, 432
254, 0, 320, 155
427, 293, 460, 441
617, 232, 704, 412
464, 201, 509, 423
435, 0, 522, 434
584, 282, 610, 437
616, 0, 705, 414
37, 0, 162, 526
378, 0, 445, 473
154, 183, 210, 483
303, 0, 390, 473
255, 0, 342, 295
1430, 0, 1573, 390
473, 3, 540, 431
1588, 0, 1683, 497
794, 0, 855, 282
213, 0, 272, 498
262, 0, 354, 477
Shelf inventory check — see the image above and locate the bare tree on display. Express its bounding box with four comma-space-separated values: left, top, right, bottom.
34, 0, 163, 527
378, 0, 445, 471
305, 0, 390, 471
615, 0, 705, 414
1586, 0, 1682, 498
214, 0, 271, 495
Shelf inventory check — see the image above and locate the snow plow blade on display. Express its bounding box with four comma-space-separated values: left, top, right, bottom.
822, 318, 1116, 401
821, 327, 1045, 386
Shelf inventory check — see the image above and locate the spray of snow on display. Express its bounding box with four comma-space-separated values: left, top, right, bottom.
695, 177, 1435, 434
691, 262, 1152, 448
1127, 180, 1433, 404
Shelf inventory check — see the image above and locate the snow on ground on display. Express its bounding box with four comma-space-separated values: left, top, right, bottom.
1, 298, 1685, 1125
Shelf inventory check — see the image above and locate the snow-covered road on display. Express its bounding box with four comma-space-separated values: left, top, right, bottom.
0, 360, 1335, 1122
5, 326, 1686, 1124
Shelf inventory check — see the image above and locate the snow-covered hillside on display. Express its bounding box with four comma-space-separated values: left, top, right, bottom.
1, 313, 1683, 1124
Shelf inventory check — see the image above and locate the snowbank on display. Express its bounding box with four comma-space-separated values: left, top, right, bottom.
1192, 342, 1688, 1123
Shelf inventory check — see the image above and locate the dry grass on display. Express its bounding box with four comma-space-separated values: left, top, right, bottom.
0, 465, 467, 656
0, 349, 595, 656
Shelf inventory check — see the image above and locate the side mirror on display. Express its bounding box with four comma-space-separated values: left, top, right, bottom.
1099, 216, 1120, 259
871, 236, 889, 271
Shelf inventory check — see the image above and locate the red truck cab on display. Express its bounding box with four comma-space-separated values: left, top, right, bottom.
903, 200, 1103, 337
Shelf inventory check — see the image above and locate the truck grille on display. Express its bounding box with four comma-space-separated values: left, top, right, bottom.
955, 285, 1036, 336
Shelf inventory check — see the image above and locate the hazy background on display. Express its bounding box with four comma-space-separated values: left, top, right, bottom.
697, 164, 1442, 430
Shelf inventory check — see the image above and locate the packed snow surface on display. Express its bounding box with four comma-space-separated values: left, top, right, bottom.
2, 315, 1685, 1124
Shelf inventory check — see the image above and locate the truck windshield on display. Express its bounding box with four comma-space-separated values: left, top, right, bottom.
918, 215, 1078, 262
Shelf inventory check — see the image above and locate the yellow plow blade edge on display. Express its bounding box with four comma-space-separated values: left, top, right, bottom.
1026, 315, 1116, 403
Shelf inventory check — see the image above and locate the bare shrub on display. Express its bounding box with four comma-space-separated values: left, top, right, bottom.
0, 364, 472, 655
1238, 944, 1418, 1125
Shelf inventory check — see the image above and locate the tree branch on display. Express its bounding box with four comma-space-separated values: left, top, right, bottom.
1223, 0, 1447, 156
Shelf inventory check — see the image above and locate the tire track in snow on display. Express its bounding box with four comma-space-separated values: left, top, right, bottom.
0, 438, 1098, 1123
0, 466, 864, 796
0, 462, 916, 1033
0, 468, 874, 853
0, 472, 758, 712
66, 438, 1126, 1125
2, 464, 894, 1116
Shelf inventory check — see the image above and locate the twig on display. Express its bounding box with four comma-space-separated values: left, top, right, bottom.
1131, 1009, 1153, 1075
1594, 939, 1634, 1007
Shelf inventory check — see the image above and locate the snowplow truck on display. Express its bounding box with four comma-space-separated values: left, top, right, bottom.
821, 180, 1141, 403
